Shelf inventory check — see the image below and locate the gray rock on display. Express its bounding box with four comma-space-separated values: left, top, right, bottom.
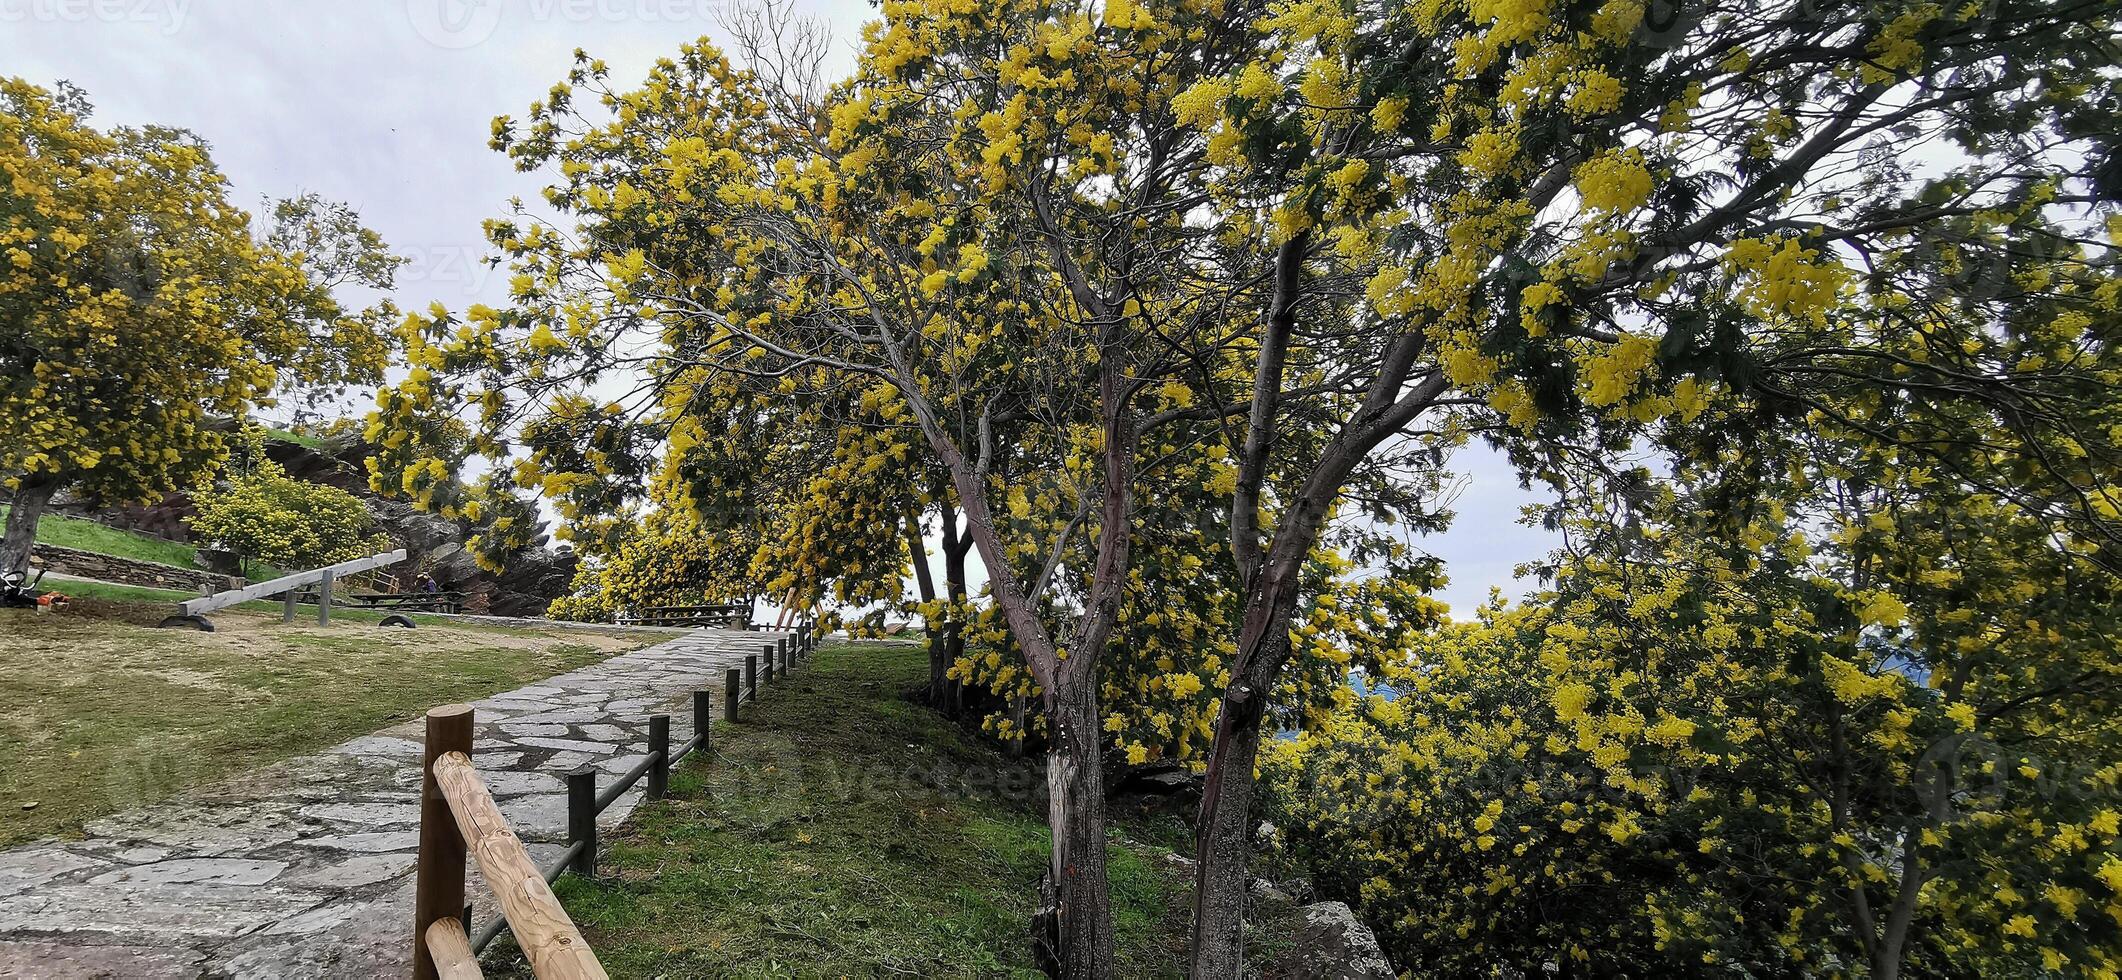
517, 736, 617, 755
106, 847, 173, 865
1251, 876, 1294, 903
0, 883, 324, 939
80, 805, 301, 856
87, 858, 287, 886
299, 802, 419, 826
476, 770, 565, 797
295, 831, 417, 853
0, 849, 107, 898
285, 854, 412, 891
496, 795, 569, 836
0, 939, 204, 978
1265, 901, 1395, 980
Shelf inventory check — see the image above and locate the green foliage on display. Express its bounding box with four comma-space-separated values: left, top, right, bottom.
186, 444, 385, 572
1263, 455, 2122, 976
0, 78, 400, 508
546, 503, 759, 621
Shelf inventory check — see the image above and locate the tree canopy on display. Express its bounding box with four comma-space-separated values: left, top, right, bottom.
0, 78, 401, 573
359, 0, 2122, 974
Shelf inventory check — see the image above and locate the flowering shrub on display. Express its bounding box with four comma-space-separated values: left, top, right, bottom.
1263, 474, 2122, 976
187, 457, 385, 572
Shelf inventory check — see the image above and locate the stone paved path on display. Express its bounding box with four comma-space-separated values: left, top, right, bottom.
0, 628, 778, 978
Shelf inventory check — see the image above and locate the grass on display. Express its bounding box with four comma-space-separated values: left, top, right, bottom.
0, 591, 663, 846
481, 642, 1296, 978
263, 426, 329, 450
1, 504, 200, 569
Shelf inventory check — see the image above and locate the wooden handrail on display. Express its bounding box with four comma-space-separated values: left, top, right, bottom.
413, 640, 823, 973
432, 751, 609, 979
424, 917, 485, 979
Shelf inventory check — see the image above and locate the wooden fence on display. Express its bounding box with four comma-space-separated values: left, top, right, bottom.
413, 624, 816, 978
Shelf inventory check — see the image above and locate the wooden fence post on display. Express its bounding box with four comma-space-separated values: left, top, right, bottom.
725, 669, 740, 721
566, 765, 597, 878
316, 568, 335, 626
693, 690, 712, 755
648, 714, 670, 800
282, 588, 298, 624
761, 643, 775, 684
414, 704, 474, 980
745, 655, 757, 703
431, 753, 609, 977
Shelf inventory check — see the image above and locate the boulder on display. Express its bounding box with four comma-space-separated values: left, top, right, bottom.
1263, 901, 1395, 980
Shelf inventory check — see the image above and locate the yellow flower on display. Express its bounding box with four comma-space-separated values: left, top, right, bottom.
1573, 148, 1654, 214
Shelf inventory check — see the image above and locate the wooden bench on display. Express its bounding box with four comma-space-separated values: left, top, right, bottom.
348, 592, 466, 614
615, 603, 754, 629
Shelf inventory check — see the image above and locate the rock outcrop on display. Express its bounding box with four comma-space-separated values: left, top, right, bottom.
1264, 901, 1396, 980
53, 433, 578, 617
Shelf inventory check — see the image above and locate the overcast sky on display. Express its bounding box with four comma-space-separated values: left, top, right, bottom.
1, 0, 1556, 615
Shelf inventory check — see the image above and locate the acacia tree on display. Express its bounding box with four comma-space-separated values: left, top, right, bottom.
1174, 0, 2122, 971
1263, 412, 2122, 975
368, 3, 1315, 967
0, 79, 400, 573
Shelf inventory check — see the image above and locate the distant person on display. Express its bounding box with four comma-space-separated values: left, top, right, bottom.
417, 573, 439, 594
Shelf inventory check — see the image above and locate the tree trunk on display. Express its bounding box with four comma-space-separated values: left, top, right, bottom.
890, 348, 1133, 978
1188, 614, 1293, 979
905, 508, 952, 708
1, 476, 57, 576
1189, 492, 1332, 978
1039, 673, 1116, 978
942, 519, 970, 714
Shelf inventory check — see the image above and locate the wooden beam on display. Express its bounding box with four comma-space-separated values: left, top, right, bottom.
433, 751, 609, 979
179, 549, 407, 617
424, 916, 485, 980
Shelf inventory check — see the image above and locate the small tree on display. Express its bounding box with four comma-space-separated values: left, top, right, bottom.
0, 79, 399, 574
187, 454, 385, 574
1180, 0, 2122, 969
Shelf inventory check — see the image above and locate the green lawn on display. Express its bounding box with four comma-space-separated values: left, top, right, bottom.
1, 504, 200, 569
264, 426, 329, 450
0, 592, 661, 846
481, 643, 1295, 978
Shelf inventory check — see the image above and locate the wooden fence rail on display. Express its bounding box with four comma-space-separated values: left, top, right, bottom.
414, 621, 817, 977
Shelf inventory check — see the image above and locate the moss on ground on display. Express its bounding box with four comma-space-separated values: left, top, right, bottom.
482, 642, 1294, 978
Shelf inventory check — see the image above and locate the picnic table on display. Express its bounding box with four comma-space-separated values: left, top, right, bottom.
345, 591, 466, 614
615, 603, 754, 629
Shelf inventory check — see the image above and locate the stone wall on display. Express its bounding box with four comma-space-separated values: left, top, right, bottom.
30, 544, 240, 594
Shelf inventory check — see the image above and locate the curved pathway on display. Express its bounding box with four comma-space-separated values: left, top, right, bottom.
0, 628, 775, 978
